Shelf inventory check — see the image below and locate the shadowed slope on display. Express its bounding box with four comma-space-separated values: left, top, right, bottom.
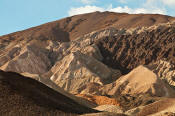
0, 70, 98, 115
136, 98, 175, 116
96, 22, 175, 74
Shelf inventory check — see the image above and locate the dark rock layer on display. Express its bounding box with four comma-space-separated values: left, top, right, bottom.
0, 70, 98, 115
96, 24, 175, 74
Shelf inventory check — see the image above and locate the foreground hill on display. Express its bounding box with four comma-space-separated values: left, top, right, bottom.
0, 70, 98, 115
1, 70, 175, 116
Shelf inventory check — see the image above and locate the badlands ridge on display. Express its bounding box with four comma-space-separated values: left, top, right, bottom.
1, 12, 175, 115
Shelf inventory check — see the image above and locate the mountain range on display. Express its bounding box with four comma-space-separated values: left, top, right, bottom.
1, 11, 175, 116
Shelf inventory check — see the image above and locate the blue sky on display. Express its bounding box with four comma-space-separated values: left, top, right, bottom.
1, 0, 175, 36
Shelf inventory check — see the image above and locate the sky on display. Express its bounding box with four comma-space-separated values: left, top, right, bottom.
1, 0, 175, 36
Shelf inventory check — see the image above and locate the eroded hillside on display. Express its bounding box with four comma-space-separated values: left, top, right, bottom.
1, 12, 175, 115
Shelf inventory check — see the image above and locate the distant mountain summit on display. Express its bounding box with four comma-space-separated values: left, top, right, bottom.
1, 11, 174, 41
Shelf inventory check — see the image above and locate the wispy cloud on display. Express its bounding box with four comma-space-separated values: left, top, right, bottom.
145, 0, 175, 8
68, 5, 104, 16
162, 0, 175, 6
109, 6, 166, 14
68, 5, 166, 16
79, 0, 96, 4
119, 0, 127, 4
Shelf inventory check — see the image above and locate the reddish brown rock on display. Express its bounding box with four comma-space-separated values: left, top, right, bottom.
76, 94, 120, 106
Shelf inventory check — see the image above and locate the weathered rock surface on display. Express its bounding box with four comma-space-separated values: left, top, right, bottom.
95, 22, 175, 74
76, 94, 120, 106
1, 12, 175, 115
4, 44, 52, 74
148, 60, 175, 87
136, 98, 175, 116
78, 82, 104, 95
102, 65, 175, 97
124, 98, 175, 116
113, 94, 160, 111
80, 112, 127, 116
50, 51, 121, 94
1, 12, 175, 75
21, 73, 97, 108
94, 105, 123, 113
125, 106, 145, 116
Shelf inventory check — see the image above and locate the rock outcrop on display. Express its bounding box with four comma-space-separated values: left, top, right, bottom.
76, 94, 120, 106
4, 45, 53, 74
80, 112, 127, 116
21, 73, 97, 108
50, 51, 121, 94
1, 12, 175, 75
94, 105, 123, 113
148, 60, 175, 87
136, 98, 175, 116
102, 66, 175, 97
95, 22, 175, 74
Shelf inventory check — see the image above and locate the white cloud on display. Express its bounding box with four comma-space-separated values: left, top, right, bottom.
161, 0, 175, 6
68, 5, 166, 16
68, 5, 104, 16
119, 0, 127, 4
145, 0, 175, 7
80, 0, 96, 4
109, 6, 166, 14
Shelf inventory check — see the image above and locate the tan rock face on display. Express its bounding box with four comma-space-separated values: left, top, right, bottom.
21, 73, 96, 108
148, 60, 175, 87
136, 98, 175, 116
78, 83, 103, 95
94, 105, 123, 113
81, 45, 103, 61
50, 51, 121, 94
80, 112, 127, 116
103, 66, 175, 97
0, 29, 106, 75
4, 47, 52, 74
0, 42, 59, 74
